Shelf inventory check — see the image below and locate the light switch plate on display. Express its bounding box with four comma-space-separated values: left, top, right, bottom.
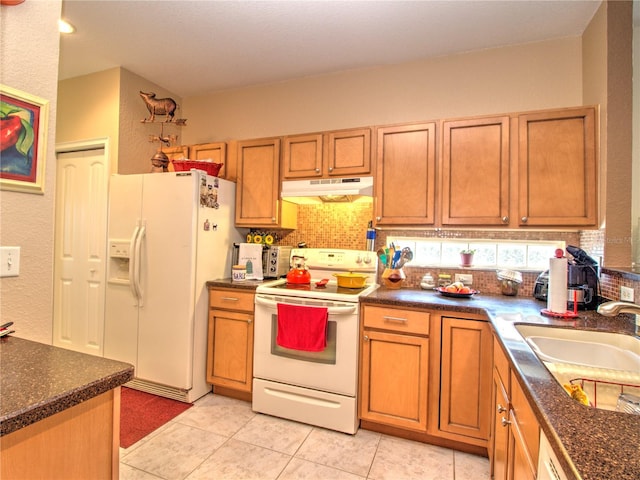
455, 273, 473, 285
620, 286, 634, 302
0, 246, 20, 277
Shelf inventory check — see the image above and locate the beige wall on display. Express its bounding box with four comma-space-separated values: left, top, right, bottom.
182, 37, 583, 143
57, 68, 182, 175
0, 0, 62, 343
117, 69, 182, 174
56, 68, 120, 173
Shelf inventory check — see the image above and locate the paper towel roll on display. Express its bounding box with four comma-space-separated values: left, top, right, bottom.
547, 255, 568, 314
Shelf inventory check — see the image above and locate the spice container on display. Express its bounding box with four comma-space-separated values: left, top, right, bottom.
497, 270, 522, 296
438, 274, 452, 288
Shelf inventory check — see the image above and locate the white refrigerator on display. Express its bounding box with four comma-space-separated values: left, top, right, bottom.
104, 170, 244, 402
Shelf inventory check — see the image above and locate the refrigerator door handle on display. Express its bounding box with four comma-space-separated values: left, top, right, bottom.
134, 222, 146, 307
129, 223, 141, 302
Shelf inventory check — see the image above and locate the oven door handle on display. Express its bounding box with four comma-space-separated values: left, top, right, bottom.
255, 296, 357, 315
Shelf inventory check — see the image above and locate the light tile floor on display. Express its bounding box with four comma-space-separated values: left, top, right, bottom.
120, 393, 490, 480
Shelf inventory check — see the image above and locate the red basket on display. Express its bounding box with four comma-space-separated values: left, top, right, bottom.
172, 160, 223, 177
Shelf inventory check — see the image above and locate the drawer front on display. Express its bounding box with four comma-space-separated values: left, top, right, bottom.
363, 305, 430, 335
209, 289, 254, 312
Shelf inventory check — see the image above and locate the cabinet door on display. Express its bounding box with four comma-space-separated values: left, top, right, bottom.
439, 317, 492, 441
360, 329, 429, 431
161, 145, 189, 172
206, 310, 254, 392
508, 411, 537, 480
491, 370, 510, 480
442, 116, 510, 225
282, 134, 323, 179
327, 128, 371, 177
189, 142, 227, 178
235, 137, 283, 227
518, 107, 598, 226
375, 123, 437, 226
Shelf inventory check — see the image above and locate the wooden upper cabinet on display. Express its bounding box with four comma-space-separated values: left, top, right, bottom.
326, 128, 371, 177
442, 116, 510, 226
282, 128, 371, 179
375, 123, 437, 226
518, 106, 598, 227
283, 134, 323, 178
189, 141, 228, 179
236, 137, 296, 228
161, 145, 189, 172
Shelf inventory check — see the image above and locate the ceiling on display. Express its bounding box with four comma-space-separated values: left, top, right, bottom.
58, 0, 603, 98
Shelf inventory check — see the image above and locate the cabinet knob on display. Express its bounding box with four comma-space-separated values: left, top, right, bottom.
376, 216, 381, 222
497, 404, 507, 413
328, 166, 333, 172
315, 168, 320, 173
521, 216, 528, 223
501, 417, 511, 427
272, 217, 276, 222
501, 216, 509, 223
247, 319, 253, 324
363, 335, 369, 342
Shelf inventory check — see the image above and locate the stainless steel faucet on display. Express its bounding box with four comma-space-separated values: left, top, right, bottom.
597, 301, 640, 316
597, 301, 640, 334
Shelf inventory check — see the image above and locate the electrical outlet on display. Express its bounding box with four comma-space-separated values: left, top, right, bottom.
620, 286, 634, 302
0, 246, 20, 277
455, 273, 473, 285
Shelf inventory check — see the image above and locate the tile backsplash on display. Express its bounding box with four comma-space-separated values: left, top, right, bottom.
275, 203, 640, 301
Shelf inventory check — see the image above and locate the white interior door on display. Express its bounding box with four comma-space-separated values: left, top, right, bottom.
53, 141, 109, 355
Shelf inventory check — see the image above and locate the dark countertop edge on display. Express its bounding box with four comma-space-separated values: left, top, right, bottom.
0, 367, 134, 437
360, 288, 639, 480
207, 278, 264, 290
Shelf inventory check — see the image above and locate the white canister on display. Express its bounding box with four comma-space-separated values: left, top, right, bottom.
232, 264, 247, 282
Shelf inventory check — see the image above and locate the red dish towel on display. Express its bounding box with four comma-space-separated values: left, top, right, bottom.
277, 303, 328, 352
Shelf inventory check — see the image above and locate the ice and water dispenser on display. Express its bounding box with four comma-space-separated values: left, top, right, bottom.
108, 240, 131, 284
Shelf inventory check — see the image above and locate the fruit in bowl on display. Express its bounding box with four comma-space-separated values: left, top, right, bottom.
440, 282, 475, 296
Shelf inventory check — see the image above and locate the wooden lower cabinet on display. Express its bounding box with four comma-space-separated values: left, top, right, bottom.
490, 334, 540, 480
360, 329, 429, 431
207, 287, 254, 400
437, 316, 492, 443
359, 305, 430, 432
427, 313, 492, 451
491, 371, 510, 480
359, 305, 492, 454
1, 390, 120, 480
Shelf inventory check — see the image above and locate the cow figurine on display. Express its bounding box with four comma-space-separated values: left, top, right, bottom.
139, 91, 177, 122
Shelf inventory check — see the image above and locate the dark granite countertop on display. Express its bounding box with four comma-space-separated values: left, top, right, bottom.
0, 336, 134, 437
207, 278, 266, 291
362, 287, 640, 480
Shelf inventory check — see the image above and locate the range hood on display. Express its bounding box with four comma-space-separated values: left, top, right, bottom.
281, 176, 374, 204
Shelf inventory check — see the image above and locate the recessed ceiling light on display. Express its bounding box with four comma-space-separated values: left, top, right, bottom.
59, 19, 75, 34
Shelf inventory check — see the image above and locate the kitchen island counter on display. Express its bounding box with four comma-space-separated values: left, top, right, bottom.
362, 288, 639, 480
0, 336, 133, 478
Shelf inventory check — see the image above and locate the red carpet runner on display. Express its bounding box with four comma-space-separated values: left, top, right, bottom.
119, 387, 193, 448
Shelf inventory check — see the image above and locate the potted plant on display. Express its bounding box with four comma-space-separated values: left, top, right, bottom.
460, 249, 475, 267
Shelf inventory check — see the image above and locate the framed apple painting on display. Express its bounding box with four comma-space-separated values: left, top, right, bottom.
0, 84, 49, 194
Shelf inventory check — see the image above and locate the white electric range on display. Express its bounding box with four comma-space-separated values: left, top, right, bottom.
252, 248, 378, 434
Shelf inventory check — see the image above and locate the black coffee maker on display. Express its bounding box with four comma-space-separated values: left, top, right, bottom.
533, 245, 600, 310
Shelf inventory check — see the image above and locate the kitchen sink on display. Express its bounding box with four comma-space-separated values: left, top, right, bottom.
513, 323, 640, 411
515, 324, 640, 372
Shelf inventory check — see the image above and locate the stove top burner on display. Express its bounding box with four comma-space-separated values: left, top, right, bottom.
276, 281, 367, 295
